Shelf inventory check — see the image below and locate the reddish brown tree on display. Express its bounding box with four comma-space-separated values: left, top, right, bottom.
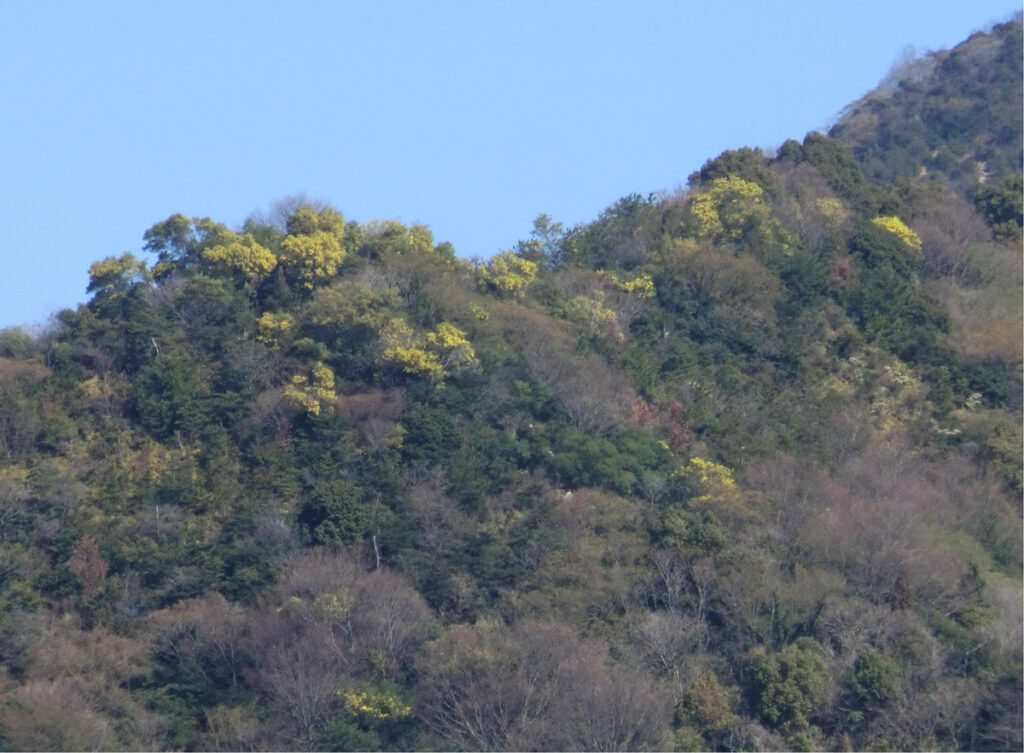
68, 534, 108, 597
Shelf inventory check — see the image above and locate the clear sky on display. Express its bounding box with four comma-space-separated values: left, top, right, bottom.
1, 0, 1020, 329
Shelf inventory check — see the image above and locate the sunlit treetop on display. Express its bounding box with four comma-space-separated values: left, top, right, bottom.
476, 251, 538, 298
143, 215, 234, 279
360, 219, 450, 259
380, 317, 445, 383
87, 252, 152, 306
685, 175, 773, 244
202, 233, 277, 284
278, 232, 345, 290
286, 206, 346, 238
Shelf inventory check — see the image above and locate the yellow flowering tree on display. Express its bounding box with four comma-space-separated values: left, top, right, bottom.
679, 457, 738, 503
202, 233, 277, 284
871, 216, 922, 251
380, 318, 444, 383
598, 270, 656, 298
340, 688, 412, 721
277, 205, 347, 290
689, 191, 726, 240
425, 322, 478, 372
674, 456, 753, 523
256, 312, 296, 347
815, 198, 848, 229
476, 251, 538, 298
407, 223, 435, 253
685, 175, 788, 253
379, 318, 476, 386
278, 232, 345, 290
284, 361, 336, 415
87, 253, 152, 308
568, 291, 624, 341
286, 205, 346, 237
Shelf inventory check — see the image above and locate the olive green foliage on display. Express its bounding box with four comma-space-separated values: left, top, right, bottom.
0, 22, 1020, 753
975, 172, 1024, 241
850, 649, 902, 707
747, 639, 828, 749
143, 214, 234, 278
300, 479, 368, 545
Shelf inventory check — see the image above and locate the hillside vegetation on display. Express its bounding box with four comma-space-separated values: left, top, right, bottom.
0, 19, 1020, 752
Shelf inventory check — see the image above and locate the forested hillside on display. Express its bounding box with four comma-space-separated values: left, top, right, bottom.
0, 20, 1020, 752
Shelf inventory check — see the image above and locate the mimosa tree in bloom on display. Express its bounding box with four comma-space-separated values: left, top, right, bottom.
278, 206, 347, 290
202, 233, 277, 285
87, 253, 151, 308
285, 361, 336, 415
870, 215, 922, 251
476, 251, 538, 298
379, 319, 476, 387
687, 175, 769, 242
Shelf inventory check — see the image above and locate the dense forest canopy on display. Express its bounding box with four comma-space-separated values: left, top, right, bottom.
0, 20, 1020, 752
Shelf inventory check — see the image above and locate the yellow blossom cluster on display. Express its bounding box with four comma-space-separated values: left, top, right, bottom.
688, 176, 766, 241
341, 689, 412, 720
678, 456, 737, 500
598, 270, 656, 298
569, 292, 624, 341
871, 216, 922, 251
380, 318, 476, 386
815, 198, 848, 229
256, 312, 296, 347
278, 232, 345, 290
477, 252, 538, 297
202, 234, 277, 283
284, 361, 336, 415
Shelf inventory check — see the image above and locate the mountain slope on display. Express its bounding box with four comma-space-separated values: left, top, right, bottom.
0, 22, 1020, 753
831, 16, 1022, 194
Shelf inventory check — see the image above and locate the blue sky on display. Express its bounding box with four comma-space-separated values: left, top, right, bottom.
1, 0, 1020, 329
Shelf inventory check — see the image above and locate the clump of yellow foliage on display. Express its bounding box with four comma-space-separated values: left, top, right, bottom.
256, 312, 296, 347
87, 253, 152, 302
688, 176, 766, 241
598, 270, 656, 298
477, 252, 538, 297
676, 456, 738, 504
361, 219, 435, 255
674, 456, 755, 524
340, 688, 412, 720
684, 175, 793, 256
569, 291, 623, 341
380, 318, 476, 387
202, 234, 277, 283
871, 216, 922, 251
815, 198, 848, 229
277, 206, 347, 289
284, 361, 336, 415
279, 232, 345, 290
